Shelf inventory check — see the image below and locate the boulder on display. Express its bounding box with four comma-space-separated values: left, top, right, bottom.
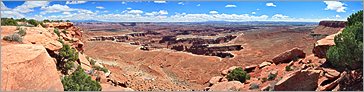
322, 68, 340, 80
312, 30, 342, 58
317, 72, 346, 91
209, 81, 244, 91
22, 27, 63, 51
209, 76, 223, 85
1, 44, 63, 91
101, 84, 134, 91
244, 65, 258, 72
274, 70, 321, 91
78, 53, 91, 71
272, 48, 306, 64
259, 61, 271, 68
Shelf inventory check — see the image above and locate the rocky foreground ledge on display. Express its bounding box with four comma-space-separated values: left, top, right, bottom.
1, 22, 133, 91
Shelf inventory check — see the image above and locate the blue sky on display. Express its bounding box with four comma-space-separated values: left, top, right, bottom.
1, 1, 362, 22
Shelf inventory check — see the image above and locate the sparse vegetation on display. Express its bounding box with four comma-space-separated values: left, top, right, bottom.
54, 28, 61, 37
17, 28, 26, 36
249, 83, 259, 89
58, 44, 79, 74
2, 33, 22, 42
62, 29, 67, 34
285, 66, 293, 71
27, 19, 39, 26
61, 66, 102, 91
261, 77, 268, 83
267, 72, 277, 80
92, 66, 108, 73
1, 18, 18, 26
327, 10, 363, 70
227, 67, 250, 83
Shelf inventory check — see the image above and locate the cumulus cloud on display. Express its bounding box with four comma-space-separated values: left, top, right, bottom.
225, 4, 237, 8
1, 2, 10, 11
335, 15, 341, 18
96, 6, 105, 9
251, 12, 256, 14
121, 2, 126, 4
154, 1, 166, 3
126, 10, 144, 14
145, 10, 168, 16
40, 4, 76, 15
324, 1, 346, 12
272, 14, 289, 19
66, 1, 87, 4
209, 11, 218, 14
62, 12, 71, 15
197, 4, 201, 6
1, 1, 48, 18
266, 3, 276, 7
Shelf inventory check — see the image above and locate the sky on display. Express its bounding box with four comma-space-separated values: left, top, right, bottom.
1, 1, 363, 22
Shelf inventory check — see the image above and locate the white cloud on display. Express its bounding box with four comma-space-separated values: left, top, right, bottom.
272, 14, 289, 19
335, 15, 341, 18
178, 2, 184, 5
225, 4, 237, 8
154, 1, 166, 3
122, 2, 126, 4
96, 6, 105, 9
66, 1, 87, 4
127, 7, 132, 10
251, 12, 256, 14
266, 3, 276, 7
104, 10, 109, 13
324, 1, 346, 12
256, 8, 260, 11
145, 10, 168, 16
40, 4, 76, 15
209, 11, 218, 14
62, 12, 71, 15
13, 1, 49, 13
127, 10, 144, 14
197, 4, 201, 6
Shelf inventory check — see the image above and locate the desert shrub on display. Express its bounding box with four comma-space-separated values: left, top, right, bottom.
17, 28, 26, 36
261, 77, 268, 83
267, 72, 277, 80
92, 66, 108, 73
1, 18, 18, 26
43, 19, 50, 23
327, 10, 363, 70
66, 20, 71, 22
64, 61, 75, 71
27, 19, 39, 26
54, 28, 61, 37
62, 29, 67, 34
61, 66, 102, 91
59, 44, 79, 62
227, 67, 250, 83
285, 66, 293, 71
249, 83, 259, 89
2, 33, 22, 42
89, 59, 96, 66
16, 18, 27, 22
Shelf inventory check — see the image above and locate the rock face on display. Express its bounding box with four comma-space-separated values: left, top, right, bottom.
272, 48, 306, 64
274, 70, 321, 91
209, 81, 244, 91
1, 44, 64, 91
318, 21, 346, 28
22, 27, 63, 51
312, 30, 342, 58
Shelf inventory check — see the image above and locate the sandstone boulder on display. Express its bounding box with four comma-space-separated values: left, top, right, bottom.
312, 30, 342, 58
274, 70, 321, 91
209, 76, 223, 85
209, 81, 244, 91
101, 84, 134, 91
1, 44, 63, 91
22, 27, 62, 51
259, 61, 271, 68
322, 68, 340, 80
78, 52, 91, 71
272, 48, 305, 64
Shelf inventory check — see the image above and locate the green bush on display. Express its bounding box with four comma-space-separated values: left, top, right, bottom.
61, 66, 102, 91
54, 28, 61, 37
27, 19, 39, 26
327, 10, 363, 70
249, 83, 259, 89
227, 67, 250, 83
43, 19, 50, 23
1, 18, 18, 26
2, 33, 22, 42
60, 44, 79, 62
267, 72, 277, 80
92, 66, 108, 73
17, 28, 26, 36
285, 66, 293, 71
62, 29, 67, 34
89, 59, 96, 66
16, 18, 27, 22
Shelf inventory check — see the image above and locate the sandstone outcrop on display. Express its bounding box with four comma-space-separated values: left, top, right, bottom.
318, 21, 346, 28
272, 48, 306, 64
208, 81, 244, 91
312, 30, 342, 58
1, 44, 63, 91
274, 70, 321, 91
